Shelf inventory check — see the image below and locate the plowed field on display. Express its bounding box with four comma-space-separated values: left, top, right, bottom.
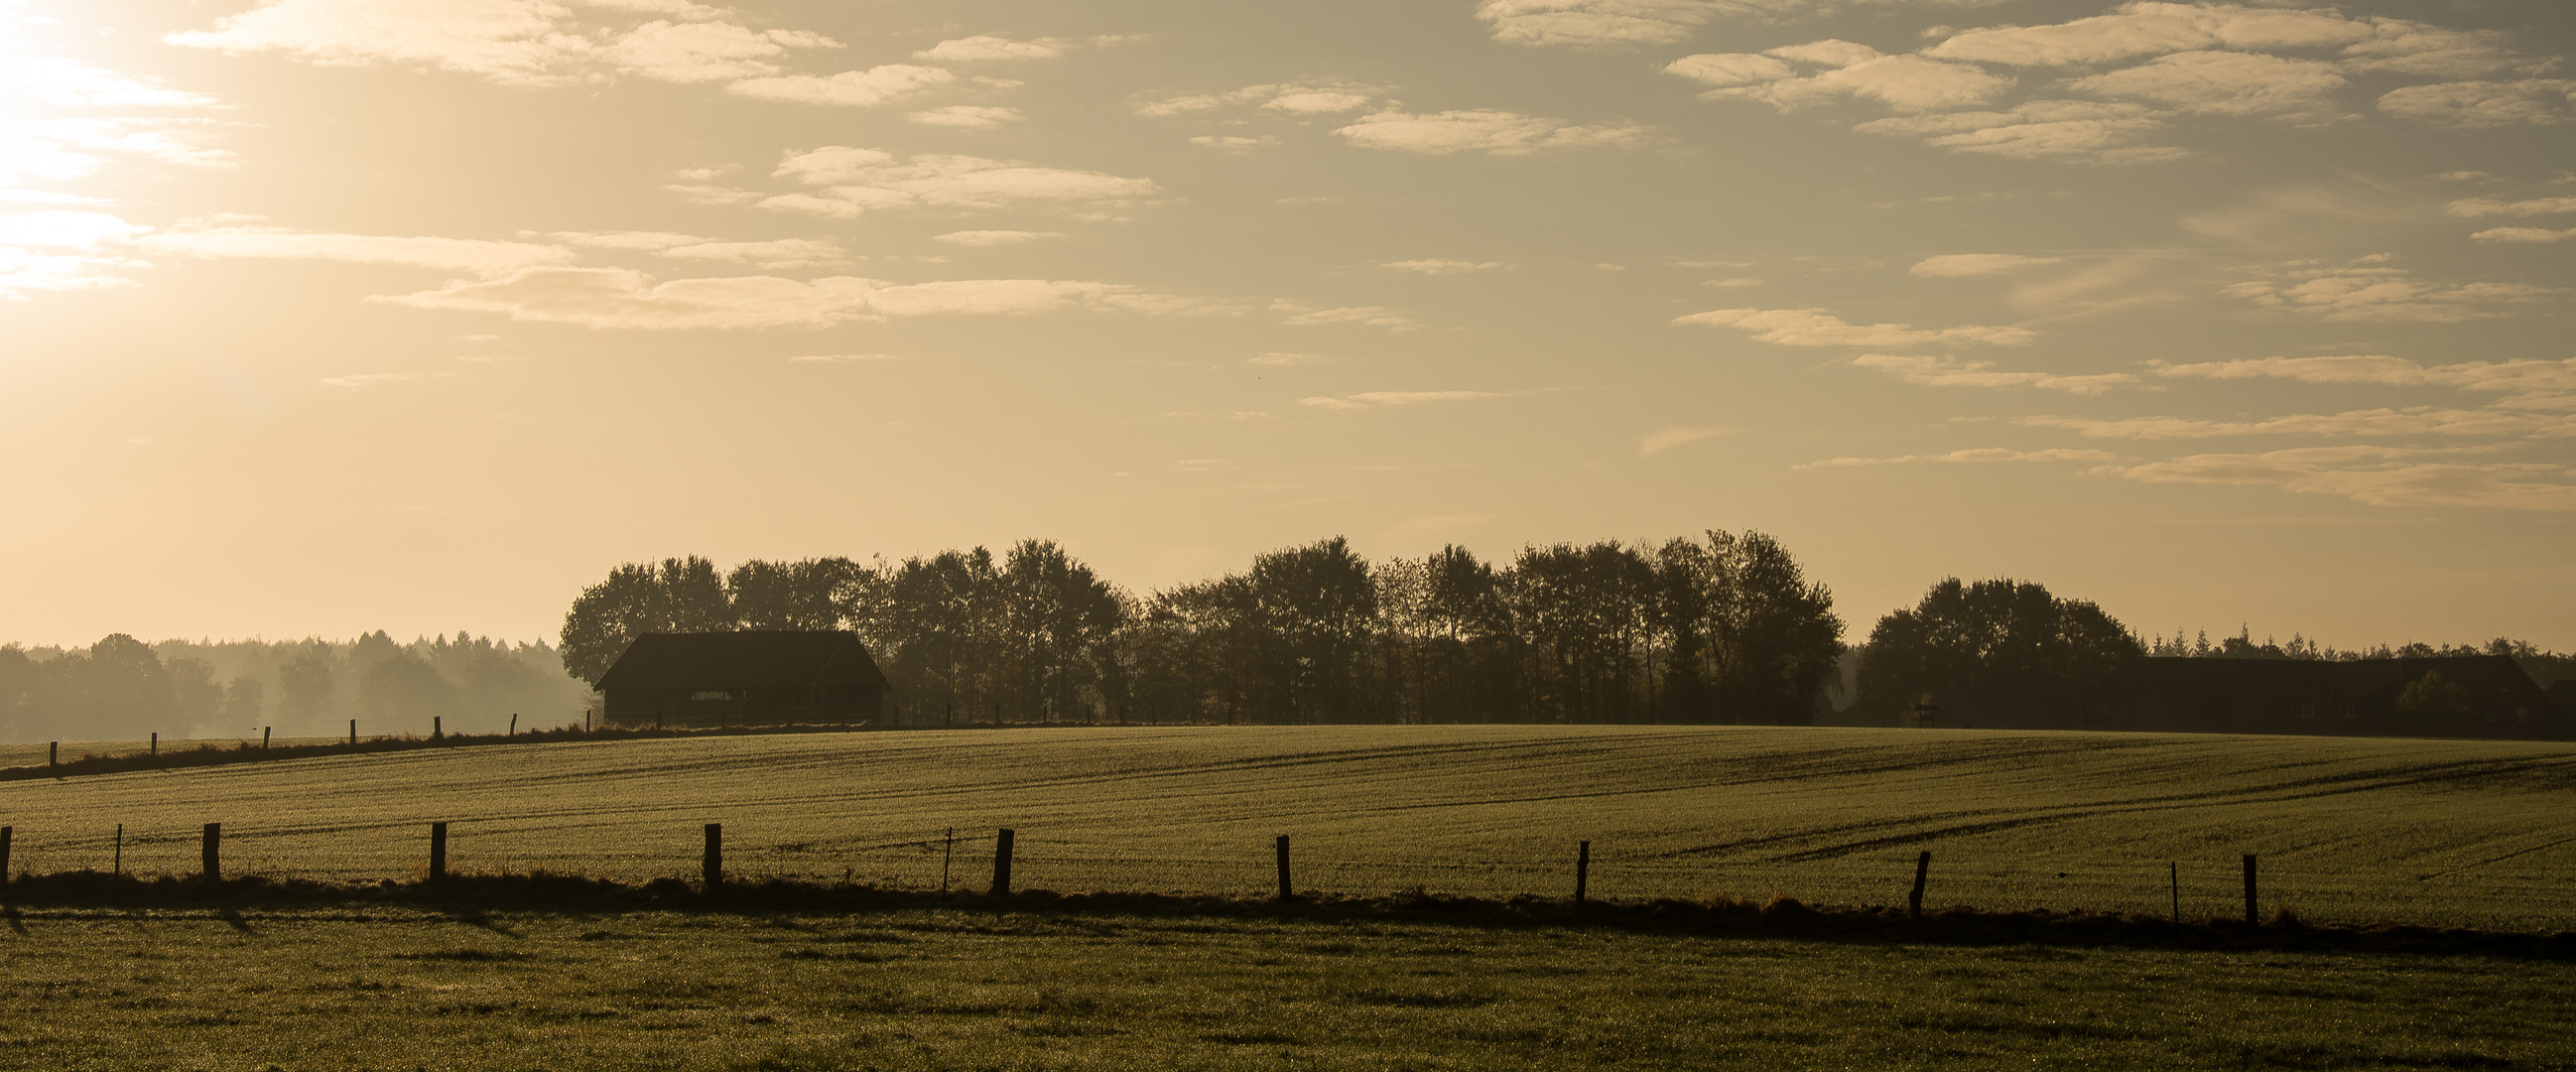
2, 726, 2569, 930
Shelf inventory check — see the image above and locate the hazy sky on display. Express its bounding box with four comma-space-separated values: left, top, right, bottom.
4, 0, 2570, 650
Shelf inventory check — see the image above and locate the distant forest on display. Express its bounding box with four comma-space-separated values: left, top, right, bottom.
0, 633, 588, 743
5, 532, 2569, 742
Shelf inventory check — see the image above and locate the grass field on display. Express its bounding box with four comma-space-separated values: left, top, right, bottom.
1, 726, 2571, 930
2, 904, 2568, 1071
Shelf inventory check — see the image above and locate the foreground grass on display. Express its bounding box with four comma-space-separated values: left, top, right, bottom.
4, 726, 2572, 930
0, 899, 2567, 1071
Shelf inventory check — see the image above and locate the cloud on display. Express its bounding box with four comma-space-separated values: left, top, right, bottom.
1247, 352, 1333, 366
1190, 135, 1281, 151
1796, 448, 2117, 469
2102, 447, 2576, 511
548, 230, 844, 268
2068, 50, 2347, 122
1474, 0, 1889, 49
912, 35, 1072, 62
166, 0, 592, 84
139, 224, 576, 275
0, 210, 155, 249
1382, 259, 1504, 274
1271, 301, 1417, 329
1855, 99, 2179, 164
2151, 355, 2576, 410
1136, 82, 1387, 118
760, 147, 1157, 218
2378, 79, 2575, 128
1302, 391, 1504, 410
3, 58, 224, 109
377, 268, 1208, 329
909, 105, 1025, 130
726, 65, 954, 107
1910, 253, 2063, 277
2472, 226, 2576, 243
1334, 110, 1646, 155
2223, 258, 2549, 323
1852, 353, 2133, 394
1638, 425, 1738, 456
1925, 3, 2376, 67
1669, 45, 2010, 113
2446, 197, 2576, 217
319, 371, 454, 388
932, 229, 1058, 246
1675, 307, 2033, 346
599, 19, 837, 83
2023, 408, 2572, 440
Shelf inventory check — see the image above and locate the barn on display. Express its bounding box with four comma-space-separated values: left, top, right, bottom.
596, 630, 890, 729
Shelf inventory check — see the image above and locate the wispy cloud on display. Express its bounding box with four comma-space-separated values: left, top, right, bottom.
1271, 300, 1416, 330
1638, 425, 1738, 456
141, 223, 576, 275
2151, 354, 2576, 409
1910, 253, 2065, 277
1853, 353, 2133, 394
1676, 307, 2033, 346
378, 269, 1214, 330
932, 229, 1059, 246
1302, 391, 1505, 411
752, 147, 1158, 219
1796, 448, 2116, 469
1335, 110, 1647, 156
2101, 447, 2576, 511
2023, 409, 2572, 440
909, 105, 1025, 130
1381, 259, 1505, 274
2223, 256, 2549, 323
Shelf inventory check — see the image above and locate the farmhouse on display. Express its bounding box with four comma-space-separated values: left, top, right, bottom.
2132, 654, 2564, 740
597, 630, 890, 729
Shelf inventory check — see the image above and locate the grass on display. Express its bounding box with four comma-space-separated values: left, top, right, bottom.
0, 726, 2570, 930
0, 900, 2568, 1070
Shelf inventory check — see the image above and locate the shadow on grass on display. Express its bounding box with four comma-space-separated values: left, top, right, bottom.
0, 869, 2566, 961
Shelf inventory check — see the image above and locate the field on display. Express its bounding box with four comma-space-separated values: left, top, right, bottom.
1, 726, 2571, 931
2, 903, 2570, 1071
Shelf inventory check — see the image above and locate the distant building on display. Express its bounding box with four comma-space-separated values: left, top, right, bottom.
2132, 654, 2563, 740
596, 631, 889, 729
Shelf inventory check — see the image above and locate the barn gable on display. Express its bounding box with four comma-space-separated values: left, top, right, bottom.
597, 631, 889, 728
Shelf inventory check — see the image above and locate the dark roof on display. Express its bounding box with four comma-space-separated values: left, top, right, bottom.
596, 631, 889, 692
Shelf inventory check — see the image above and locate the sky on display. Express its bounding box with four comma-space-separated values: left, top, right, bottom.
3, 0, 2571, 651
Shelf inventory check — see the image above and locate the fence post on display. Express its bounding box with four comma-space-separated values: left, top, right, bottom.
941, 828, 955, 895
703, 823, 722, 888
1575, 841, 1591, 904
348, 720, 356, 746
2243, 854, 2258, 924
48, 741, 57, 770
2170, 862, 2180, 923
991, 828, 1015, 895
262, 727, 271, 750
114, 824, 123, 876
201, 823, 221, 881
509, 714, 518, 737
1275, 835, 1293, 901
429, 822, 449, 881
433, 717, 443, 740
0, 826, 12, 883
151, 732, 158, 756
1909, 851, 1931, 921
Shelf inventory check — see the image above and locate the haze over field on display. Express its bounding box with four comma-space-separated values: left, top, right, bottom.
3, 0, 2570, 648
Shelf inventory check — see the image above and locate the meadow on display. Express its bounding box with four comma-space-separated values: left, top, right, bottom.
0, 726, 2570, 931
1, 903, 2568, 1071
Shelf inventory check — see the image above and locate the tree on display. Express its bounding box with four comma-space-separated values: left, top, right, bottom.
1246, 537, 1380, 723
278, 645, 336, 723
167, 657, 224, 726
560, 556, 736, 686
220, 676, 266, 724
1714, 531, 1846, 725
728, 558, 860, 630
2396, 671, 2473, 724
1856, 578, 2143, 729
997, 540, 1124, 721
359, 650, 459, 730
75, 633, 174, 737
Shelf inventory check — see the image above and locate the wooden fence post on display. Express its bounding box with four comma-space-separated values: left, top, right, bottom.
262, 727, 271, 750
48, 741, 57, 769
150, 732, 158, 756
2170, 862, 2179, 923
201, 823, 221, 881
941, 827, 955, 895
433, 716, 443, 740
1909, 851, 1932, 921
429, 822, 449, 881
2243, 854, 2258, 924
348, 720, 356, 746
114, 824, 123, 876
1, 826, 12, 883
1275, 835, 1293, 901
704, 823, 722, 888
991, 828, 1015, 895
509, 714, 518, 737
1575, 841, 1591, 904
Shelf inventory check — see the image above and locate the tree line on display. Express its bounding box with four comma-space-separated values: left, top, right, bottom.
560, 532, 1847, 727
0, 633, 588, 742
